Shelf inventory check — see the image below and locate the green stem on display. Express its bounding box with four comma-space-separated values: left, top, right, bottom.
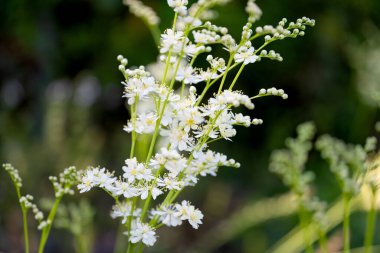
21, 208, 30, 253
343, 195, 351, 253
126, 243, 136, 253
74, 233, 87, 253
364, 189, 377, 253
299, 206, 313, 253
14, 184, 30, 253
217, 55, 234, 94
145, 14, 183, 165
228, 63, 245, 90
125, 198, 137, 253
318, 229, 328, 253
136, 243, 144, 253
38, 196, 62, 253
140, 196, 151, 221
130, 101, 137, 159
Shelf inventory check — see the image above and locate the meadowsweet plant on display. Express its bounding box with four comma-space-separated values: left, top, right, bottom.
2, 164, 80, 253
77, 1, 315, 252
270, 122, 328, 253
316, 135, 376, 253
267, 122, 379, 253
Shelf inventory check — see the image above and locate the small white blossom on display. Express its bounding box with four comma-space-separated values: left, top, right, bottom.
174, 200, 203, 229
111, 202, 141, 224
153, 205, 182, 227
128, 222, 157, 246
176, 66, 202, 84
112, 180, 139, 198
160, 29, 185, 54
234, 44, 259, 65
167, 0, 188, 15
139, 185, 164, 200
122, 158, 154, 183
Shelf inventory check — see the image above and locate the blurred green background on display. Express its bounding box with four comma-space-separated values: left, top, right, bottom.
1, 0, 380, 252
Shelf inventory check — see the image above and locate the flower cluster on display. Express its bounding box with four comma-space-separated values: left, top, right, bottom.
50, 166, 80, 198
3, 163, 22, 188
270, 122, 328, 234
20, 195, 50, 230
316, 135, 374, 196
270, 122, 316, 195
78, 0, 314, 250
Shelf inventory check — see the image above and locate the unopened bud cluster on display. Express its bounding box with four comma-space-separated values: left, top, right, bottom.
3, 163, 22, 188
50, 166, 79, 198
316, 135, 370, 196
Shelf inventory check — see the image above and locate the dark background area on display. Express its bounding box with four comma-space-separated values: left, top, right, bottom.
1, 0, 379, 252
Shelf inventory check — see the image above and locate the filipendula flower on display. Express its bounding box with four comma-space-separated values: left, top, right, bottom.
234, 43, 259, 65
128, 222, 157, 246
122, 158, 154, 183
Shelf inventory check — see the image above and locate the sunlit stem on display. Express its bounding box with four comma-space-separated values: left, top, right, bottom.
343, 194, 352, 253
130, 98, 138, 159
299, 206, 314, 253
364, 188, 377, 253
318, 229, 328, 253
38, 196, 62, 253
15, 186, 30, 253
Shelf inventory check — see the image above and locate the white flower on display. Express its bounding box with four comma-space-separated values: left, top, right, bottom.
160, 29, 184, 54
177, 16, 202, 31
139, 185, 163, 200
185, 44, 205, 57
187, 207, 203, 229
161, 122, 194, 151
122, 76, 157, 105
78, 167, 115, 193
111, 202, 141, 224
234, 45, 259, 65
150, 148, 181, 169
164, 157, 187, 177
174, 200, 192, 218
157, 177, 184, 190
176, 66, 202, 84
122, 158, 154, 183
207, 90, 254, 110
167, 0, 188, 15
174, 200, 203, 229
96, 171, 116, 190
178, 107, 204, 132
123, 112, 157, 134
112, 180, 139, 198
193, 30, 219, 44
128, 222, 157, 246
199, 69, 219, 81
78, 170, 97, 193
153, 205, 182, 227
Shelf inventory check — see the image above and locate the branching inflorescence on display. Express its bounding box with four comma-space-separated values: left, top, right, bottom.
77, 0, 314, 252
2, 164, 79, 253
